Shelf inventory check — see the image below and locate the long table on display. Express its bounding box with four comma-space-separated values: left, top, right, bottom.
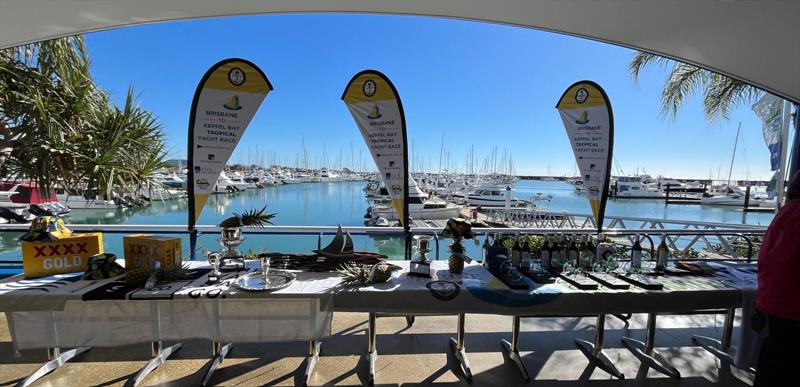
0, 259, 756, 385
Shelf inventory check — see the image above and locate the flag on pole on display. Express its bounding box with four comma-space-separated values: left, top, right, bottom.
752, 93, 783, 171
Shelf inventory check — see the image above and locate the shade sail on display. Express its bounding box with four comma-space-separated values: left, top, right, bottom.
1, 0, 798, 102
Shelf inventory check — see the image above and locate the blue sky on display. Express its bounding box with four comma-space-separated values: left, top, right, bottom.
85, 13, 772, 180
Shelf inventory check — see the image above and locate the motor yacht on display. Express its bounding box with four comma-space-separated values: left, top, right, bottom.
615, 182, 664, 198
462, 184, 528, 207
366, 180, 462, 221
229, 172, 258, 190
318, 168, 343, 182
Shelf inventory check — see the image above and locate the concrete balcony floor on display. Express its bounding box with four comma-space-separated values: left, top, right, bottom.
0, 312, 755, 386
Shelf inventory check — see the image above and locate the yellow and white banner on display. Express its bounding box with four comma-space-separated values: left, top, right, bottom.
187, 59, 272, 227
342, 71, 408, 226
556, 81, 614, 232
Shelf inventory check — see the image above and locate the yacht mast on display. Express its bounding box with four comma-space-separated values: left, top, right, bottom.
726, 122, 742, 188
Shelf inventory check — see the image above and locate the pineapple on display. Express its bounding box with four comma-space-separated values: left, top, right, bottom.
369, 263, 392, 283
337, 262, 392, 286
448, 239, 465, 274
155, 264, 191, 281
125, 267, 151, 287
219, 205, 276, 228
337, 262, 371, 286
125, 263, 190, 287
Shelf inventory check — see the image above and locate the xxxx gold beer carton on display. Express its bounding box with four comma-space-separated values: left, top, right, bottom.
124, 234, 182, 271
21, 233, 103, 278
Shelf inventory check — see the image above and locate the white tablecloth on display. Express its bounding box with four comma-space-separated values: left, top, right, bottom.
1, 261, 335, 350
0, 260, 753, 352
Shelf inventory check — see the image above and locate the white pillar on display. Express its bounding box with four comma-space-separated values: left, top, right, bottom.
776, 99, 792, 210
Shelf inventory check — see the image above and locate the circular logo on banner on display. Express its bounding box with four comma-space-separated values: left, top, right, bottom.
575, 88, 589, 104
363, 79, 377, 97
228, 67, 246, 86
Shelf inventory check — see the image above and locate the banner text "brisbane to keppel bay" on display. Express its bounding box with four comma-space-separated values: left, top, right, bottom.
199, 110, 241, 143
368, 119, 401, 150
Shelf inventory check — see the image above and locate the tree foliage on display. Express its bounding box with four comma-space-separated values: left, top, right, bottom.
629, 51, 763, 124
0, 36, 168, 199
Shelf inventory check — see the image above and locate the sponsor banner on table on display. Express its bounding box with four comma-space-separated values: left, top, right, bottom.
556, 81, 614, 232
187, 59, 272, 227
342, 70, 409, 226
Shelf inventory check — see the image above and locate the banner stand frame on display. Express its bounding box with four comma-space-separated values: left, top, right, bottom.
185, 58, 273, 261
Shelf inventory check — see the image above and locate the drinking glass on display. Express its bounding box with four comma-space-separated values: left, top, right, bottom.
260, 256, 271, 284
500, 260, 522, 281
606, 255, 619, 271
207, 252, 222, 282
563, 261, 579, 276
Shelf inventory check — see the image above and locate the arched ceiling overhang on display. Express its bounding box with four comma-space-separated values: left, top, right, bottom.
1, 0, 798, 102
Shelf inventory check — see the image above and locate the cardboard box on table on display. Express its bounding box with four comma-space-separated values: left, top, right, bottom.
123, 234, 182, 271
21, 233, 104, 278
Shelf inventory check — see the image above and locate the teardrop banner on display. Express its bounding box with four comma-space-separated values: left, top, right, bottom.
187, 59, 273, 253
341, 70, 409, 232
556, 81, 614, 233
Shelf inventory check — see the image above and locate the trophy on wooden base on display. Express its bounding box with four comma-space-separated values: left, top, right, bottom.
217, 227, 246, 271
409, 235, 433, 278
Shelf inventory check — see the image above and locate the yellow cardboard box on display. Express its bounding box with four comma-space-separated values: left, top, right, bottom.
124, 234, 182, 271
21, 233, 104, 278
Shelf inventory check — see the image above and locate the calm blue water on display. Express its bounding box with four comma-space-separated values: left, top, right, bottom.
0, 180, 773, 262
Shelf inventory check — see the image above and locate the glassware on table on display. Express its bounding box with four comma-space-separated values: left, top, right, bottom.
260, 255, 271, 284
500, 260, 522, 281
607, 255, 620, 270
207, 252, 222, 283
528, 255, 543, 272
562, 261, 580, 276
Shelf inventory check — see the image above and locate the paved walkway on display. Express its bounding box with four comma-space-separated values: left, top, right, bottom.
0, 312, 755, 386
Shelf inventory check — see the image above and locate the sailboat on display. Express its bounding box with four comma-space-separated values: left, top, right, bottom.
314, 225, 355, 258
701, 123, 761, 207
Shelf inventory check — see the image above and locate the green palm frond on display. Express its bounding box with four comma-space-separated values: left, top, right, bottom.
660, 63, 708, 120
628, 50, 765, 124
219, 205, 277, 228
628, 51, 672, 85
704, 74, 762, 123
1, 36, 168, 197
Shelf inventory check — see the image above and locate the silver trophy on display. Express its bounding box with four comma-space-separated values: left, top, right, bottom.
409, 235, 433, 278
217, 226, 246, 271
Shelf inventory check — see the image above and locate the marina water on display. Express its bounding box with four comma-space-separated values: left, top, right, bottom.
0, 180, 775, 262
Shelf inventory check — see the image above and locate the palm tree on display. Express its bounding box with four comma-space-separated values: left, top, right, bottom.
0, 35, 169, 199
628, 51, 764, 124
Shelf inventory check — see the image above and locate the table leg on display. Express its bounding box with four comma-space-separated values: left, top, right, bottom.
201, 341, 233, 386
17, 346, 91, 387
302, 340, 322, 386
575, 314, 624, 379
692, 308, 735, 362
368, 312, 377, 385
621, 313, 681, 379
127, 341, 182, 386
500, 316, 531, 381
448, 313, 472, 380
